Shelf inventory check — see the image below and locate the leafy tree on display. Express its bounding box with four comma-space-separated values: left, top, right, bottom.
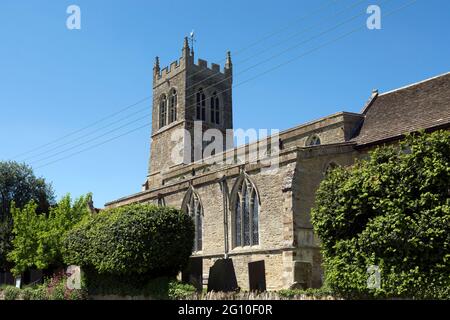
312, 130, 450, 299
0, 161, 55, 270
0, 216, 14, 271
7, 194, 91, 275
63, 204, 194, 277
0, 161, 54, 219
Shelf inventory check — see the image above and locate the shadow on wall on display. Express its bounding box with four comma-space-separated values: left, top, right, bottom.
207, 259, 238, 292
182, 257, 203, 291
207, 259, 267, 292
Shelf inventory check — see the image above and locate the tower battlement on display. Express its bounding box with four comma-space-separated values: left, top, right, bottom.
193, 59, 228, 76
153, 38, 232, 87
148, 38, 233, 190
153, 55, 189, 87
154, 57, 227, 80
157, 59, 182, 78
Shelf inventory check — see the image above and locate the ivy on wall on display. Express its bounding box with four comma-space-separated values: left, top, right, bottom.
312, 130, 450, 299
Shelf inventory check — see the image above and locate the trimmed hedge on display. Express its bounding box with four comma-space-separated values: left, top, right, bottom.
63, 204, 194, 277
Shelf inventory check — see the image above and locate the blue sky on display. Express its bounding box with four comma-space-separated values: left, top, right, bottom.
0, 0, 449, 207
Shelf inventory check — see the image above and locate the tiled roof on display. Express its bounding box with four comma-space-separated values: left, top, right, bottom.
353, 72, 450, 146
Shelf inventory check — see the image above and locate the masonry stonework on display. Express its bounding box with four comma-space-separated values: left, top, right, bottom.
106, 41, 450, 291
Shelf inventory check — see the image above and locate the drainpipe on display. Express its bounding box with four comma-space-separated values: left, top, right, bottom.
220, 176, 229, 259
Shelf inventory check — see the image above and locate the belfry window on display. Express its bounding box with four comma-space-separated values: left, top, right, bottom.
210, 92, 220, 125
169, 89, 177, 123
232, 174, 259, 247
196, 88, 206, 121
159, 95, 167, 128
182, 188, 203, 252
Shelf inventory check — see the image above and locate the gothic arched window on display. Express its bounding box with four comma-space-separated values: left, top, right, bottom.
182, 187, 203, 252
232, 174, 260, 247
210, 92, 220, 124
324, 162, 339, 176
169, 89, 177, 123
306, 135, 321, 146
159, 95, 167, 128
157, 196, 166, 207
196, 88, 206, 121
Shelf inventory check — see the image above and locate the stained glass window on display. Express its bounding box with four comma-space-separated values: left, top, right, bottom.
233, 174, 259, 247
182, 188, 203, 252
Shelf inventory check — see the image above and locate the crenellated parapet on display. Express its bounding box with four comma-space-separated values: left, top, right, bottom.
153, 38, 232, 88
153, 55, 190, 87
191, 58, 231, 80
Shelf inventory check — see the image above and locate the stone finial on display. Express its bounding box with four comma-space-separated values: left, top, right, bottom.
153, 56, 160, 79
225, 51, 232, 69
182, 36, 191, 58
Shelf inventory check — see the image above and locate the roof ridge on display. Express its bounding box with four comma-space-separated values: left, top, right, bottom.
361, 89, 379, 114
378, 71, 450, 97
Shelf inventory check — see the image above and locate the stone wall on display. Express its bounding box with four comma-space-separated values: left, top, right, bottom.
291, 144, 358, 288
105, 111, 365, 291
153, 158, 296, 291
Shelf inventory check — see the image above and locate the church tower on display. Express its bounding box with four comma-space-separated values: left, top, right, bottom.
145, 38, 233, 190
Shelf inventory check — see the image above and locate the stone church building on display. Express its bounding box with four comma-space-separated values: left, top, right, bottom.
105, 38, 450, 291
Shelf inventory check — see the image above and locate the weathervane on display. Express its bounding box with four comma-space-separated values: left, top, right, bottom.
189, 30, 196, 54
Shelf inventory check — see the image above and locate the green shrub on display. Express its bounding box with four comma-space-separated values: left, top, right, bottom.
278, 287, 334, 299
168, 280, 198, 300
44, 270, 87, 300
29, 286, 47, 300
63, 204, 194, 277
4, 286, 21, 300
0, 272, 86, 300
49, 281, 66, 300
312, 131, 450, 299
21, 287, 34, 300
67, 288, 87, 300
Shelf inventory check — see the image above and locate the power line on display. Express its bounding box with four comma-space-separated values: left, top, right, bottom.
12, 96, 152, 159
234, 0, 417, 91
21, 104, 150, 162
234, 0, 367, 65
11, 0, 340, 160
233, 0, 340, 57
31, 112, 151, 164
176, 0, 342, 87
177, 0, 392, 114
35, 123, 152, 169
29, 0, 399, 165
177, 0, 369, 100
34, 0, 417, 169
27, 0, 373, 164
